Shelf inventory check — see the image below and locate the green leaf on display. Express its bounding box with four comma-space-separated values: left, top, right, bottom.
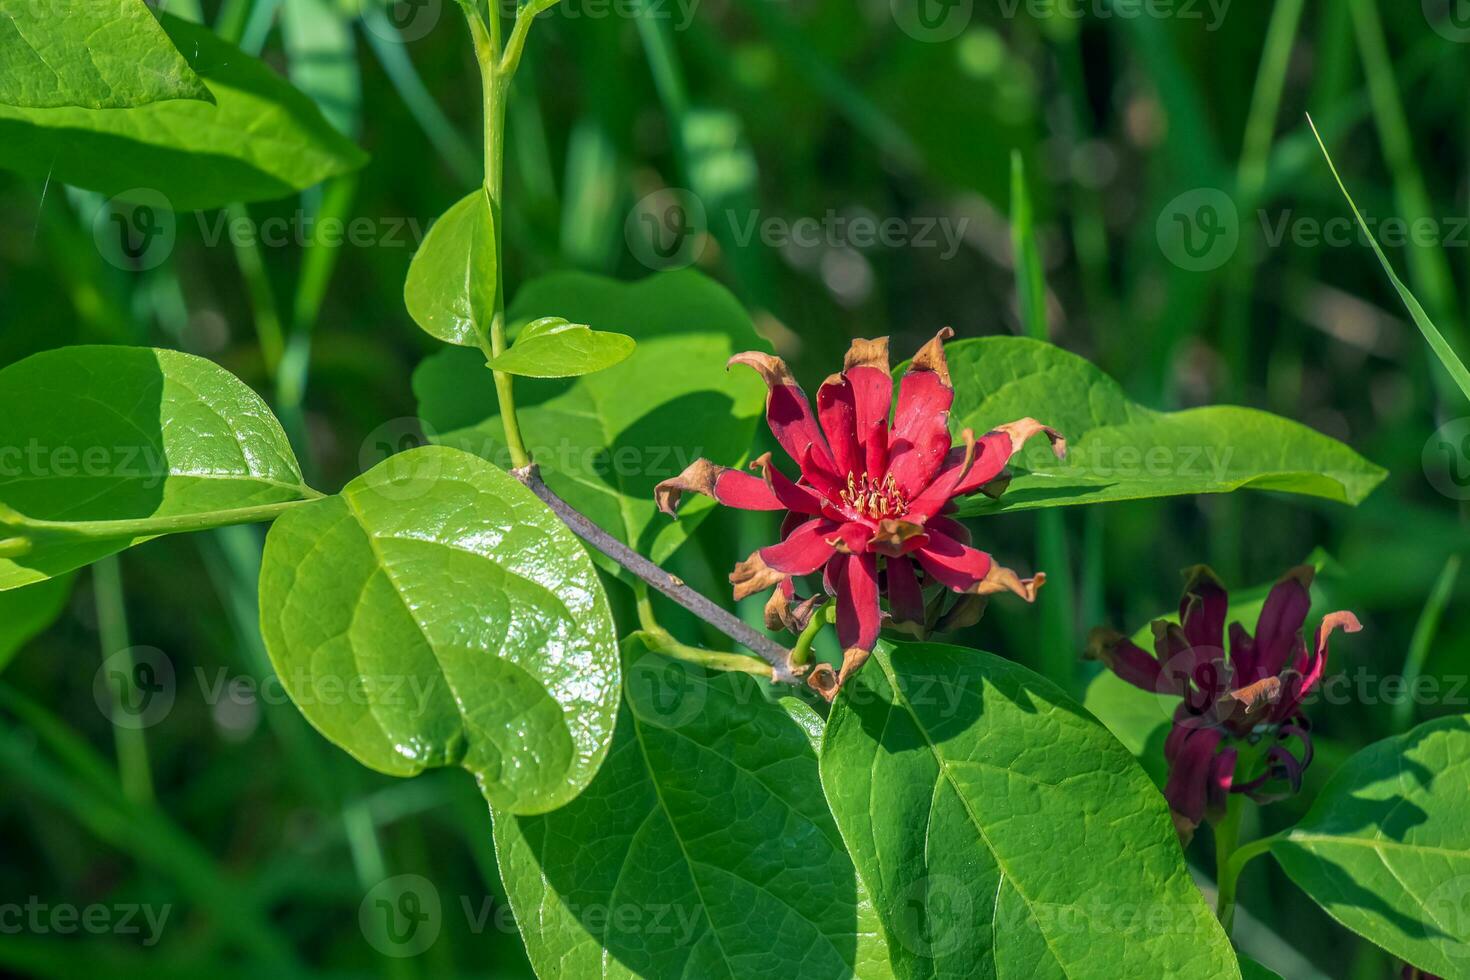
413, 270, 766, 571
1309, 117, 1470, 405
934, 338, 1386, 515
820, 643, 1239, 980
0, 574, 73, 672
404, 190, 497, 347
493, 642, 891, 978
1271, 715, 1470, 976
0, 15, 366, 211
1238, 957, 1284, 980
0, 346, 313, 591
0, 0, 211, 109
488, 316, 636, 378
258, 445, 620, 816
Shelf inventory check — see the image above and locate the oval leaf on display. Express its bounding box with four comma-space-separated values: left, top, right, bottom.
0, 0, 211, 109
1271, 715, 1470, 976
493, 642, 890, 978
0, 15, 366, 210
819, 643, 1240, 980
933, 338, 1386, 515
488, 316, 636, 378
413, 270, 766, 572
0, 346, 312, 591
405, 190, 497, 347
259, 445, 620, 815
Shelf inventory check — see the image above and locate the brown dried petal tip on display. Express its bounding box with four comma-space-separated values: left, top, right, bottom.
870, 519, 927, 557
727, 351, 798, 389
994, 418, 1068, 462
764, 588, 823, 633
654, 458, 723, 517
843, 336, 890, 373
730, 551, 786, 602
971, 564, 1046, 602
805, 647, 874, 703
910, 327, 956, 386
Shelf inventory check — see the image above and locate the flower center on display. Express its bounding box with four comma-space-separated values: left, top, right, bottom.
839, 472, 907, 520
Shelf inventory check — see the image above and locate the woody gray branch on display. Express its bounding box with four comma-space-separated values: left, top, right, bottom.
511, 464, 802, 685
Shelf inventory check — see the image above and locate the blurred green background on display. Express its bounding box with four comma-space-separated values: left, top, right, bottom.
2, 0, 1468, 976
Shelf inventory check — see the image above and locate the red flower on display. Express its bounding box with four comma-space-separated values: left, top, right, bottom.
1089, 566, 1362, 840
655, 330, 1064, 696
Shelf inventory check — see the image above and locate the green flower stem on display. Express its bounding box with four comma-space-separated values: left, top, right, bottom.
629, 579, 776, 678
790, 601, 833, 667
1216, 825, 1283, 936
92, 556, 153, 807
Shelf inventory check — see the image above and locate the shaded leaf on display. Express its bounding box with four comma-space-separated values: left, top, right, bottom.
933, 338, 1386, 515
0, 574, 73, 672
488, 316, 636, 378
0, 0, 211, 109
1271, 715, 1470, 977
259, 446, 619, 816
405, 189, 496, 347
493, 641, 890, 978
413, 270, 765, 571
820, 643, 1239, 980
0, 346, 312, 591
0, 15, 366, 210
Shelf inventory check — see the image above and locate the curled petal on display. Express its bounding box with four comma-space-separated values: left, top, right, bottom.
1180, 565, 1228, 653
843, 336, 890, 373
993, 417, 1067, 461
655, 458, 781, 516
730, 551, 786, 601
946, 419, 1066, 500
728, 351, 838, 475
885, 556, 927, 633
1275, 609, 1362, 722
909, 326, 955, 386
1252, 566, 1314, 680
825, 520, 875, 555
913, 529, 992, 593
1221, 675, 1282, 731
761, 518, 840, 575
764, 579, 823, 633
806, 646, 875, 703
1088, 628, 1163, 692
971, 562, 1045, 601
834, 552, 880, 652
749, 453, 825, 515
869, 518, 927, 558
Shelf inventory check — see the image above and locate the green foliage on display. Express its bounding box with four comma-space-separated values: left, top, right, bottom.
414, 270, 766, 570
494, 642, 890, 979
820, 643, 1239, 979
405, 190, 498, 347
0, 0, 211, 109
1271, 715, 1470, 978
0, 15, 365, 209
939, 338, 1387, 515
489, 316, 636, 378
258, 446, 620, 815
0, 574, 73, 672
0, 346, 313, 590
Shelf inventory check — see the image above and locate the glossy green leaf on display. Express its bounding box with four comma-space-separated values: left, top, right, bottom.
0, 0, 211, 109
493, 642, 890, 978
404, 190, 497, 347
1271, 715, 1470, 976
820, 643, 1239, 980
936, 338, 1386, 515
414, 270, 766, 571
0, 346, 313, 591
0, 574, 73, 672
259, 446, 619, 816
0, 15, 366, 210
488, 316, 636, 378
1238, 957, 1284, 980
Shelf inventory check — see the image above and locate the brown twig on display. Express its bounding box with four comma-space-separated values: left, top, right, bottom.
511, 464, 801, 685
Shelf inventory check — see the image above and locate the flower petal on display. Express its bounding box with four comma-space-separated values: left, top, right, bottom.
760, 518, 840, 575
1273, 609, 1362, 722
834, 552, 880, 651
886, 328, 955, 496
1251, 566, 1314, 680
1164, 727, 1223, 827
886, 555, 926, 631
816, 374, 861, 478
1180, 565, 1228, 654
844, 338, 893, 478
825, 520, 876, 555
1088, 628, 1164, 692
749, 453, 825, 515
912, 529, 992, 592
729, 351, 838, 476
951, 419, 1067, 498
730, 550, 786, 601
655, 458, 782, 516
869, 518, 927, 557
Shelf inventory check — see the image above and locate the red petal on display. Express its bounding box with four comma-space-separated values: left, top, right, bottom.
912, 529, 993, 593
760, 518, 839, 575
835, 553, 880, 650
654, 458, 781, 515
904, 430, 976, 522
1180, 566, 1228, 654
816, 376, 861, 478
750, 453, 824, 515
1252, 567, 1314, 679
886, 369, 954, 497
825, 521, 874, 555
886, 556, 926, 628
1088, 629, 1164, 692
848, 365, 893, 478
1273, 610, 1361, 722
1164, 727, 1223, 825
926, 515, 971, 545
729, 351, 837, 476
951, 420, 1067, 498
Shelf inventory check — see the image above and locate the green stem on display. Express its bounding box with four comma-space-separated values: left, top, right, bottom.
790, 601, 832, 667
5, 497, 318, 542
1217, 828, 1284, 936
630, 582, 773, 678
92, 556, 154, 807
